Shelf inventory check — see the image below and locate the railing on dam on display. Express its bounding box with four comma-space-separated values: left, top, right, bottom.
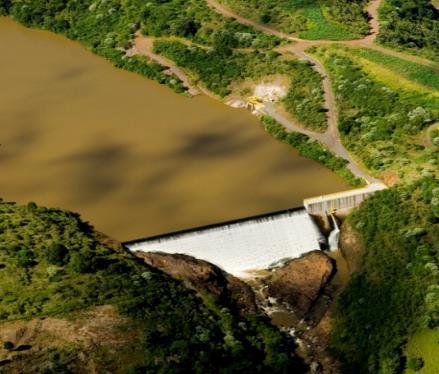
124, 208, 325, 278
303, 183, 387, 215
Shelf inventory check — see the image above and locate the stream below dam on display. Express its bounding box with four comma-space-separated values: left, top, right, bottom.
0, 18, 348, 241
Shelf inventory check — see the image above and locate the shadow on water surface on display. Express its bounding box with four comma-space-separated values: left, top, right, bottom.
0, 18, 349, 240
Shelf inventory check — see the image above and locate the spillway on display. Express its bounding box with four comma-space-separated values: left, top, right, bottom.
125, 208, 325, 278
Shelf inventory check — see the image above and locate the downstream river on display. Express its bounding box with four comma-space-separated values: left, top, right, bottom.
0, 18, 348, 240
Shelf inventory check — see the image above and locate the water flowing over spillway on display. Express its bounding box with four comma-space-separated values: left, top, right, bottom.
125, 209, 325, 277
328, 214, 340, 251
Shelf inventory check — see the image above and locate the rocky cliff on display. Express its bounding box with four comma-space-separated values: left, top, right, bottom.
136, 251, 258, 315
264, 251, 335, 319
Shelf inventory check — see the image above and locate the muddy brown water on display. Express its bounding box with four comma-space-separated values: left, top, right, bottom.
0, 18, 348, 241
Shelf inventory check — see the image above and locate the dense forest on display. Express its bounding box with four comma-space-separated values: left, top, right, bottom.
219, 0, 370, 39
332, 177, 439, 373
378, 0, 439, 61
0, 201, 306, 373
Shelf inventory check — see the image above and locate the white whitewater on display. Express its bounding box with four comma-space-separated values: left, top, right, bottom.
126, 209, 325, 278
328, 214, 340, 251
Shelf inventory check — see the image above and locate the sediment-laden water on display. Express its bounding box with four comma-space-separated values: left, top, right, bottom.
0, 18, 348, 240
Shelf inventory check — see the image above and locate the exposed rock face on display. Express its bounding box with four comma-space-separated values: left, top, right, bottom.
135, 252, 257, 314
264, 251, 335, 319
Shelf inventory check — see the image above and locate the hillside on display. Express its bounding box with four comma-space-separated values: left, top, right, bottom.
336, 177, 439, 373
0, 201, 306, 373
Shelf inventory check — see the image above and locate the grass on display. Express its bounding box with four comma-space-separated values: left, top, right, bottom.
357, 58, 439, 98
298, 5, 358, 40
219, 0, 365, 40
404, 329, 439, 374
351, 48, 439, 91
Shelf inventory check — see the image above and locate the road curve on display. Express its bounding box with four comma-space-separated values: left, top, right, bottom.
205, 0, 386, 183
206, 0, 438, 69
205, 0, 302, 42
127, 35, 200, 96
134, 0, 432, 183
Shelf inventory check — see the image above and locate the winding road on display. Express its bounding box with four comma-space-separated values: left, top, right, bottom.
127, 35, 201, 96
132, 0, 436, 184
203, 0, 436, 184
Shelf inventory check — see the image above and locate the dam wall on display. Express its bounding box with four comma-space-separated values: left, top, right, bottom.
304, 183, 387, 215
124, 208, 325, 278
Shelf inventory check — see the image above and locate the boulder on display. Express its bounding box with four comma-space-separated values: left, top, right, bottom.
264, 251, 335, 319
135, 252, 257, 314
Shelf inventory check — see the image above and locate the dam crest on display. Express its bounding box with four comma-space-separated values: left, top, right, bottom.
125, 183, 386, 277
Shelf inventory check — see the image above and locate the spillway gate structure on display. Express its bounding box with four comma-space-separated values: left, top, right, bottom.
303, 183, 387, 215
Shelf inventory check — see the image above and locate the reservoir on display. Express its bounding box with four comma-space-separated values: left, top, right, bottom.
0, 18, 348, 241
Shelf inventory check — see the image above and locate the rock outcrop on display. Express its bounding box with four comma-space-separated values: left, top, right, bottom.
135, 252, 258, 314
264, 251, 335, 319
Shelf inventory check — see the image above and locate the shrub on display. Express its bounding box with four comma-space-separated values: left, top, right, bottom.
15, 248, 35, 268
3, 341, 14, 350
407, 357, 424, 371
69, 250, 94, 274
378, 0, 439, 60
44, 243, 69, 266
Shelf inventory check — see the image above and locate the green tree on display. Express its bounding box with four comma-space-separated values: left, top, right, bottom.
213, 30, 237, 56
407, 357, 424, 371
0, 0, 11, 15
3, 341, 14, 350
44, 243, 69, 266
69, 250, 94, 273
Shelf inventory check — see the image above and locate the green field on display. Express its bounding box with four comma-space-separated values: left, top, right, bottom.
298, 5, 358, 40
352, 48, 439, 91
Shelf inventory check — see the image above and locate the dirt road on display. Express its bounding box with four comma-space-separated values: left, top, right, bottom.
128, 36, 200, 96
131, 0, 434, 183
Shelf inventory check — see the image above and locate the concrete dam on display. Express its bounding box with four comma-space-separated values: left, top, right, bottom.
125, 208, 325, 278
125, 183, 386, 277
